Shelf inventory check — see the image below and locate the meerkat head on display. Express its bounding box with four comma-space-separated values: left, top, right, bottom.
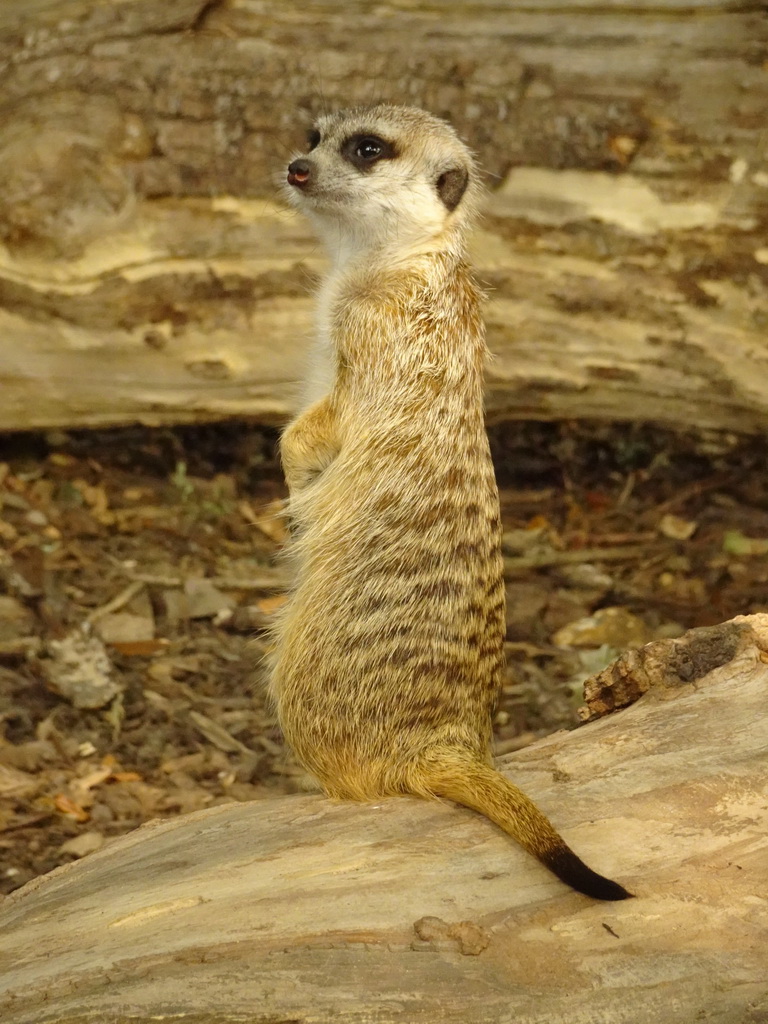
284, 105, 481, 261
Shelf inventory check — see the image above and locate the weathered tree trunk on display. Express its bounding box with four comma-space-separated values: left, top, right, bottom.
0, 1, 766, 432
1, 614, 766, 1024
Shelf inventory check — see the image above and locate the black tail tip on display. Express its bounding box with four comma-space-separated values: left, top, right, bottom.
544, 847, 634, 901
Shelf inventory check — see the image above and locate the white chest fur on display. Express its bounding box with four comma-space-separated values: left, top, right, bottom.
298, 265, 344, 411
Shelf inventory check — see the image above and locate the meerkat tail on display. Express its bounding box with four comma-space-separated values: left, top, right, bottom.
420, 749, 633, 901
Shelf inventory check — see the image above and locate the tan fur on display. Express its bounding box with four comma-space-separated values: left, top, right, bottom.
271, 105, 631, 900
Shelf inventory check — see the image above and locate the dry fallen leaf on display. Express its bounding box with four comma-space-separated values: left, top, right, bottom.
723, 530, 768, 556
109, 639, 169, 657
122, 486, 152, 502
0, 595, 37, 642
0, 763, 39, 799
527, 514, 552, 531
184, 578, 235, 619
659, 513, 698, 541
96, 611, 155, 645
552, 606, 653, 649
72, 479, 110, 519
608, 133, 640, 166
48, 453, 76, 468
59, 831, 104, 858
0, 519, 18, 542
256, 594, 288, 616
53, 794, 90, 822
251, 499, 290, 544
188, 710, 253, 755
73, 767, 112, 792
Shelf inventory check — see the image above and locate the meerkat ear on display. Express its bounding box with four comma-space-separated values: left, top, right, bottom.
436, 166, 469, 212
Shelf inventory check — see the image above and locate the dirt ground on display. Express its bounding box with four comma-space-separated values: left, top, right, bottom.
1, 421, 766, 896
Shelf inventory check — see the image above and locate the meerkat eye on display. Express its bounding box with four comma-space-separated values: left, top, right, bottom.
307, 129, 321, 152
356, 138, 382, 160
342, 133, 396, 170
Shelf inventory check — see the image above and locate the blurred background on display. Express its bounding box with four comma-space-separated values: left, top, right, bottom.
0, 0, 767, 890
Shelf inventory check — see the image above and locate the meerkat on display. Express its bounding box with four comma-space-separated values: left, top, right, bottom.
271, 104, 631, 901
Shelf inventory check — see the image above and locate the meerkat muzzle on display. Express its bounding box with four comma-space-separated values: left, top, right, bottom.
287, 158, 312, 187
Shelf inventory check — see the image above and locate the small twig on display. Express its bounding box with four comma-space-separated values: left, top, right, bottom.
494, 732, 537, 756
504, 544, 665, 573
109, 506, 173, 521
125, 572, 287, 591
122, 572, 185, 588
255, 734, 284, 756
209, 575, 288, 591
616, 471, 636, 508
642, 473, 732, 520
188, 710, 255, 756
87, 580, 146, 624
0, 812, 54, 834
584, 532, 658, 546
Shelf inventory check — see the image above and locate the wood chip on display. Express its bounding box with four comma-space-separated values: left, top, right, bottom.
184, 579, 235, 620
59, 831, 104, 858
188, 711, 254, 755
43, 628, 123, 710
96, 612, 155, 645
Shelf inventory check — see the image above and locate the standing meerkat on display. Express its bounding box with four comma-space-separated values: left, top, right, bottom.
272, 104, 631, 901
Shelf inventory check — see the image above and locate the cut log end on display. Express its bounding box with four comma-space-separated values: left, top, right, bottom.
579, 614, 768, 722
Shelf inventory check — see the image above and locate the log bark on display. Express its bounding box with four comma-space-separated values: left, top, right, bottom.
1, 614, 766, 1024
0, 1, 766, 432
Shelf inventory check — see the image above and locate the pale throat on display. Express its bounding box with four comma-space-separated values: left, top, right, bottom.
311, 207, 456, 274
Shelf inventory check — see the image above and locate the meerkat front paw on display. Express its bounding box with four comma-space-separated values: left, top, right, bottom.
280, 398, 340, 497
281, 434, 338, 494
284, 463, 326, 494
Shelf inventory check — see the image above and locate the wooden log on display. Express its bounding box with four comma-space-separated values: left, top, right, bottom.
0, 1, 766, 432
1, 613, 766, 1024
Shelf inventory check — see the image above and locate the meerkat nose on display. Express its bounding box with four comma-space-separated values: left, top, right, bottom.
287, 159, 312, 187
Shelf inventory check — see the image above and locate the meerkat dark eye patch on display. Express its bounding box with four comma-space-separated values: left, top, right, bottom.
436, 167, 469, 211
307, 129, 321, 152
341, 133, 397, 171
